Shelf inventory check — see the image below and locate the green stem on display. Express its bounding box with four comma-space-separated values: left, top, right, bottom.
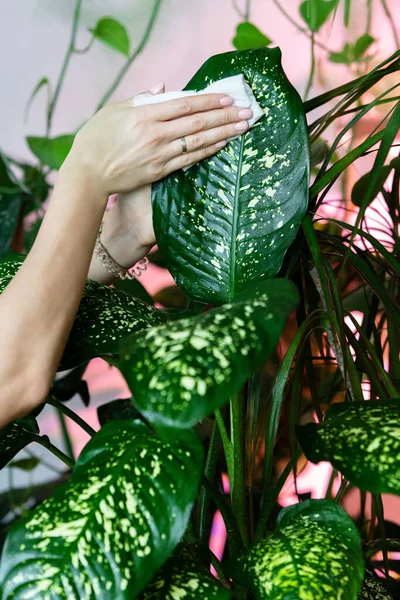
46, 0, 83, 135
230, 392, 249, 548
366, 0, 373, 34
47, 396, 96, 438
56, 410, 75, 460
246, 371, 260, 541
255, 448, 302, 542
304, 33, 316, 101
380, 0, 400, 49
32, 434, 75, 469
215, 409, 233, 475
96, 0, 163, 111
198, 420, 221, 543
334, 477, 349, 504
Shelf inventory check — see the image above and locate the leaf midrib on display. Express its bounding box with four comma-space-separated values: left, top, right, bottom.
229, 136, 246, 301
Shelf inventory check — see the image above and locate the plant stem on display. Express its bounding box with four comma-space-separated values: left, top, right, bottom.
304, 33, 316, 101
56, 410, 75, 460
47, 396, 96, 438
200, 477, 242, 555
46, 0, 83, 135
230, 392, 249, 548
31, 434, 75, 469
215, 408, 233, 475
246, 371, 260, 541
198, 420, 221, 542
380, 0, 400, 49
96, 0, 163, 111
255, 448, 302, 542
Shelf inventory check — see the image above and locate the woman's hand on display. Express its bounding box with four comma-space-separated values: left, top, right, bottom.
61, 86, 253, 196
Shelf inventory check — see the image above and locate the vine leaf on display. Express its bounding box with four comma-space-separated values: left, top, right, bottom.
89, 17, 130, 56
296, 399, 400, 495
26, 135, 75, 170
117, 278, 298, 429
299, 0, 338, 32
152, 48, 309, 304
234, 499, 364, 599
0, 416, 39, 470
232, 23, 272, 50
0, 421, 203, 599
139, 544, 232, 599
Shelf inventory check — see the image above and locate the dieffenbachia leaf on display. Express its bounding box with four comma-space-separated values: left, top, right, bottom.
0, 255, 167, 370
152, 48, 309, 304
296, 399, 400, 495
117, 278, 298, 429
139, 544, 232, 599
0, 416, 39, 470
0, 421, 203, 599
234, 499, 364, 599
358, 567, 392, 599
97, 398, 146, 427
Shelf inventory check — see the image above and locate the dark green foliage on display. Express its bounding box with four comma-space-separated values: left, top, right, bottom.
0, 417, 39, 470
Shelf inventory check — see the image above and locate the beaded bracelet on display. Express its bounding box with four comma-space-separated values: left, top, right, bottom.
94, 221, 148, 280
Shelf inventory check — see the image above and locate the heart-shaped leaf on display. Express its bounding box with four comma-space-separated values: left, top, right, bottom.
297, 399, 400, 495
152, 48, 309, 304
358, 567, 392, 599
0, 416, 39, 470
300, 0, 338, 32
89, 17, 130, 56
0, 421, 203, 599
235, 499, 364, 599
27, 135, 75, 170
139, 544, 232, 599
232, 23, 272, 50
117, 278, 298, 429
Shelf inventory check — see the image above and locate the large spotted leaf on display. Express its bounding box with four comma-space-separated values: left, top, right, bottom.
152, 47, 309, 304
0, 421, 203, 599
0, 416, 39, 470
117, 278, 298, 429
296, 399, 400, 495
139, 544, 232, 599
235, 499, 364, 599
0, 255, 166, 370
358, 568, 392, 599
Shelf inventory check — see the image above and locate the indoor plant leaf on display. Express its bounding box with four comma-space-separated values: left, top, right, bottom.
0, 416, 39, 470
299, 0, 338, 32
89, 17, 130, 56
26, 134, 75, 170
152, 48, 309, 304
117, 278, 298, 429
232, 22, 272, 50
97, 398, 146, 426
0, 421, 203, 599
0, 194, 21, 258
296, 399, 400, 495
358, 567, 392, 599
139, 543, 231, 599
235, 499, 364, 599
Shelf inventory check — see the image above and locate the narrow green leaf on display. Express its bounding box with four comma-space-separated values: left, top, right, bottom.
0, 416, 39, 470
24, 77, 50, 122
89, 17, 130, 56
297, 399, 400, 495
344, 0, 351, 26
139, 544, 231, 599
358, 567, 392, 599
299, 0, 338, 32
0, 422, 203, 598
351, 165, 392, 207
232, 22, 272, 50
117, 278, 299, 429
153, 48, 309, 304
26, 134, 75, 170
236, 499, 364, 599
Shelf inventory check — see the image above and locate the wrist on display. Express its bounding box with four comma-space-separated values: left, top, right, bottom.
100, 209, 153, 270
59, 154, 108, 207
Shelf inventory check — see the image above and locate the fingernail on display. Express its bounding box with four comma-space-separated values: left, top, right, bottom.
150, 80, 164, 94
235, 121, 249, 131
220, 96, 234, 106
215, 140, 227, 148
238, 108, 253, 119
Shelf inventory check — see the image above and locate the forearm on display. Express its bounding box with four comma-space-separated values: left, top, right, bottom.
0, 166, 107, 426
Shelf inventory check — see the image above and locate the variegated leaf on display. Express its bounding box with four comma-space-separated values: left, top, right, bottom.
117, 278, 298, 429
0, 255, 167, 370
0, 416, 39, 470
139, 544, 231, 599
0, 422, 203, 599
235, 499, 364, 599
152, 47, 309, 304
296, 399, 400, 495
358, 567, 392, 599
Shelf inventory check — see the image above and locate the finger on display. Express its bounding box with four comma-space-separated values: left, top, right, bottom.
164, 106, 252, 141
149, 93, 234, 121
167, 121, 248, 157
166, 141, 228, 174
150, 81, 165, 95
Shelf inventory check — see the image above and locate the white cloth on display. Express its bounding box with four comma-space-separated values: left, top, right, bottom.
133, 74, 264, 169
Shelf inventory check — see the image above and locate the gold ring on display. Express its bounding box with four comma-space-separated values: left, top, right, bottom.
180, 136, 188, 154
